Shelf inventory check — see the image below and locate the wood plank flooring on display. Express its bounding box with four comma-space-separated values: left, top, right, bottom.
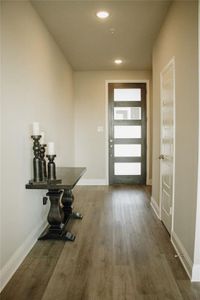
1, 185, 200, 300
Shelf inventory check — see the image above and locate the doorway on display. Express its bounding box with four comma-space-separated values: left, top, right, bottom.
160, 58, 175, 234
108, 82, 147, 184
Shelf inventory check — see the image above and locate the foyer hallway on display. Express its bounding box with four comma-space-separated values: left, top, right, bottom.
1, 186, 200, 300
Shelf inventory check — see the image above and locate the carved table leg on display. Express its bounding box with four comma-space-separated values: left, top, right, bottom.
39, 189, 75, 241
62, 189, 83, 222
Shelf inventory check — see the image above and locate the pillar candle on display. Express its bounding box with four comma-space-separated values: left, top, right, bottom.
47, 142, 55, 155
32, 122, 40, 136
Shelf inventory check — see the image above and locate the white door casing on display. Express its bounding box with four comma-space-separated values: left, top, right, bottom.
160, 58, 175, 234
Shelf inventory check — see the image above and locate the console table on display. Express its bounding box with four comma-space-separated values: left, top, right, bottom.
26, 167, 86, 241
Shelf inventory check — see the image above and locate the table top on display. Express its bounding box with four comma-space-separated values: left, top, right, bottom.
26, 167, 86, 190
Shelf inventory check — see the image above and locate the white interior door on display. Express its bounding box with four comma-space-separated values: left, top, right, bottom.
160, 58, 175, 234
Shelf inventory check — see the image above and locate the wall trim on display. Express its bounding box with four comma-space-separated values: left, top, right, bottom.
150, 196, 161, 219
147, 179, 152, 185
192, 264, 200, 282
77, 179, 107, 186
105, 79, 151, 185
0, 219, 48, 292
171, 230, 193, 280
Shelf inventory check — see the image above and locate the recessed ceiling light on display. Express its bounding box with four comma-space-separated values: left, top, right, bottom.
96, 11, 110, 19
115, 59, 123, 65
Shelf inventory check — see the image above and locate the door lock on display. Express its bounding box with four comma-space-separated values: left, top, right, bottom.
159, 154, 165, 160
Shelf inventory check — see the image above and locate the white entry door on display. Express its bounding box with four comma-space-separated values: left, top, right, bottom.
160, 58, 175, 234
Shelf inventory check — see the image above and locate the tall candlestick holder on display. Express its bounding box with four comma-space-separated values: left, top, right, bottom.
46, 155, 61, 184
40, 144, 47, 180
30, 135, 43, 183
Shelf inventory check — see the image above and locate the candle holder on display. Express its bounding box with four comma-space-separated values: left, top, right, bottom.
30, 135, 44, 183
40, 144, 47, 180
46, 155, 61, 184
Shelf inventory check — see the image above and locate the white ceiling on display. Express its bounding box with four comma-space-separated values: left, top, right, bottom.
31, 0, 172, 71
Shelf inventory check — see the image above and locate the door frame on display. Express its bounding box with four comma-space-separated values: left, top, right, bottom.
159, 57, 176, 234
105, 79, 150, 185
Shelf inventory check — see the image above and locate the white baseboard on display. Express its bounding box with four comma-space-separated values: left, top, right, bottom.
0, 219, 48, 292
192, 264, 200, 282
171, 230, 193, 280
77, 179, 107, 186
150, 196, 161, 219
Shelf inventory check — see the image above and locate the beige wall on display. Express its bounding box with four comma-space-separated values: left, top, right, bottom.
0, 0, 74, 288
152, 0, 198, 263
193, 0, 200, 270
74, 71, 152, 183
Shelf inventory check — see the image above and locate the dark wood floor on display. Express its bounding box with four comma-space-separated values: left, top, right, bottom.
1, 185, 200, 300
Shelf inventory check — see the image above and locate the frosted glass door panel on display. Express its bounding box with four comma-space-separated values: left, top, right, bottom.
114, 126, 141, 138
108, 82, 146, 184
114, 89, 141, 101
114, 144, 141, 157
114, 107, 141, 120
114, 163, 141, 175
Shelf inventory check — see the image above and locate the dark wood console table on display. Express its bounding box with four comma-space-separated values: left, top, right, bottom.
26, 167, 86, 241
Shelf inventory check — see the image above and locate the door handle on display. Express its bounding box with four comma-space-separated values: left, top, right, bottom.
159, 154, 165, 160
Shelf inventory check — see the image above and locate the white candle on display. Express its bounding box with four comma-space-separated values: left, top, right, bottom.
40, 131, 45, 144
47, 142, 55, 155
32, 122, 40, 136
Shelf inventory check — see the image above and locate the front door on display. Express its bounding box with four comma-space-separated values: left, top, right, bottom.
160, 59, 175, 233
108, 82, 146, 184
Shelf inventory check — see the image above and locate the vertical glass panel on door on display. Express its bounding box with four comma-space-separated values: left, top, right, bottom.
114, 144, 141, 157
114, 126, 141, 139
114, 107, 141, 120
114, 89, 141, 101
114, 163, 141, 175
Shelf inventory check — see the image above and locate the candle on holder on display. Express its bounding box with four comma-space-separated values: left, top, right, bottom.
40, 131, 45, 144
47, 142, 55, 155
32, 122, 40, 136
